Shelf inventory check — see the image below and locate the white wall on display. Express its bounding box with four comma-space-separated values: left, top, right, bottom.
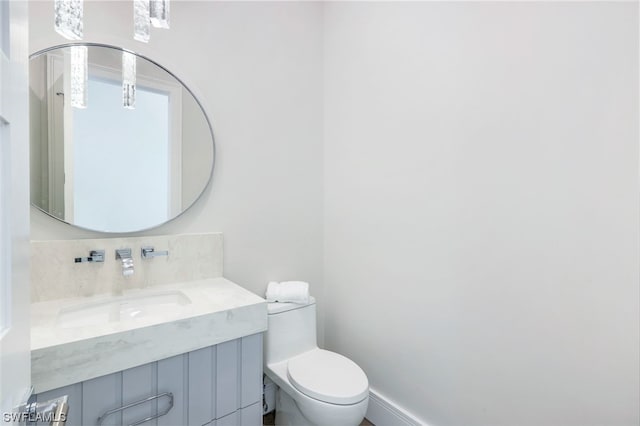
323, 2, 639, 425
29, 1, 325, 340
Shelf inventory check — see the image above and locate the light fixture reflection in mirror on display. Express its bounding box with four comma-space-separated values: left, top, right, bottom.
122, 51, 136, 109
29, 44, 215, 233
69, 45, 87, 109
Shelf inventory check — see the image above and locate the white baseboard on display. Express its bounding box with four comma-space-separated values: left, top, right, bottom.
365, 388, 427, 426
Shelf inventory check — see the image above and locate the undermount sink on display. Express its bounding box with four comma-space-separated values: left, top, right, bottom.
56, 290, 191, 328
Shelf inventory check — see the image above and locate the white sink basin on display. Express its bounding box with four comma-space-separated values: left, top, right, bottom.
56, 290, 191, 328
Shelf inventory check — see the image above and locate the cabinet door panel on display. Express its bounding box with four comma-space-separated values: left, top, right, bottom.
157, 354, 188, 426
122, 363, 156, 426
82, 372, 122, 426
217, 409, 239, 426
241, 333, 263, 407
240, 402, 262, 426
188, 346, 215, 425
216, 339, 239, 418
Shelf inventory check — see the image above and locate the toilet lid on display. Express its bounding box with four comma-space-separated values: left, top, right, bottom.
287, 349, 368, 405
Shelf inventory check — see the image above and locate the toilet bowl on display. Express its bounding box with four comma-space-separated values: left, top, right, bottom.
264, 297, 369, 426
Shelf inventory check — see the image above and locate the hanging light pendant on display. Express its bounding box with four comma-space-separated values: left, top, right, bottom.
122, 51, 136, 109
150, 0, 170, 29
54, 0, 83, 40
133, 0, 151, 43
70, 46, 88, 109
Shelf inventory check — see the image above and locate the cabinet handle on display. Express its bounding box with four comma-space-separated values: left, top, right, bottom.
96, 392, 173, 426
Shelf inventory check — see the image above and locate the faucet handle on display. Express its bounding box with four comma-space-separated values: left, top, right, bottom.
141, 246, 169, 259
74, 250, 105, 263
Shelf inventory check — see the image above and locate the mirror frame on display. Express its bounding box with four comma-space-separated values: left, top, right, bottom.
29, 43, 216, 233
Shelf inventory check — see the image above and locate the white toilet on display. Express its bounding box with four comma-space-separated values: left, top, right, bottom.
264, 297, 369, 426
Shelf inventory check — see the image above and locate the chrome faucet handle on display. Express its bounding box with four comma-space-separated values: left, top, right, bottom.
74, 250, 105, 263
141, 246, 169, 259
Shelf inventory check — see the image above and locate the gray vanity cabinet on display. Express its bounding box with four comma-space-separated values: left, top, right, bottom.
33, 334, 263, 426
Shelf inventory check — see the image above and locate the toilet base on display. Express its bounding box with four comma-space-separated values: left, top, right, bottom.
273, 386, 368, 426
275, 388, 312, 426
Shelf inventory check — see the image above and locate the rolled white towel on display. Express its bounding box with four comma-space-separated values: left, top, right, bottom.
265, 281, 310, 304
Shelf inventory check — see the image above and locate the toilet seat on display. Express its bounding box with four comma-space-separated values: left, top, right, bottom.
286, 349, 369, 405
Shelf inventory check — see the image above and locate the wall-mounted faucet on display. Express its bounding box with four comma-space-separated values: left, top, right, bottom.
115, 248, 134, 277
141, 246, 169, 260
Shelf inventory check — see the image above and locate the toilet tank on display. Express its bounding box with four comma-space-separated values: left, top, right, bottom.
264, 297, 317, 365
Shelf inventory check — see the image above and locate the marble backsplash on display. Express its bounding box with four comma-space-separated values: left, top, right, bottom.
31, 233, 223, 303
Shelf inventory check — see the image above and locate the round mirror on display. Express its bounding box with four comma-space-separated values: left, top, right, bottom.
29, 44, 215, 233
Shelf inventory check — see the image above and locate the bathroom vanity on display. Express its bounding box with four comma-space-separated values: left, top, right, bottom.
31, 278, 266, 426
29, 235, 267, 426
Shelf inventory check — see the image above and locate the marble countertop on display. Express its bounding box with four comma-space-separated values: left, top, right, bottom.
31, 278, 267, 393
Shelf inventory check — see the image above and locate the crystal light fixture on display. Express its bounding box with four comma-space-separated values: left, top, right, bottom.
150, 0, 170, 29
122, 51, 136, 109
70, 46, 88, 109
54, 0, 83, 40
133, 0, 150, 43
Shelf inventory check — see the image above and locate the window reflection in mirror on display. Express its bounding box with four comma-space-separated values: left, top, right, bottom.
73, 76, 177, 231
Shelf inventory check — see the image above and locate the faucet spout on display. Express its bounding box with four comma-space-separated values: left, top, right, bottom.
115, 248, 134, 277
